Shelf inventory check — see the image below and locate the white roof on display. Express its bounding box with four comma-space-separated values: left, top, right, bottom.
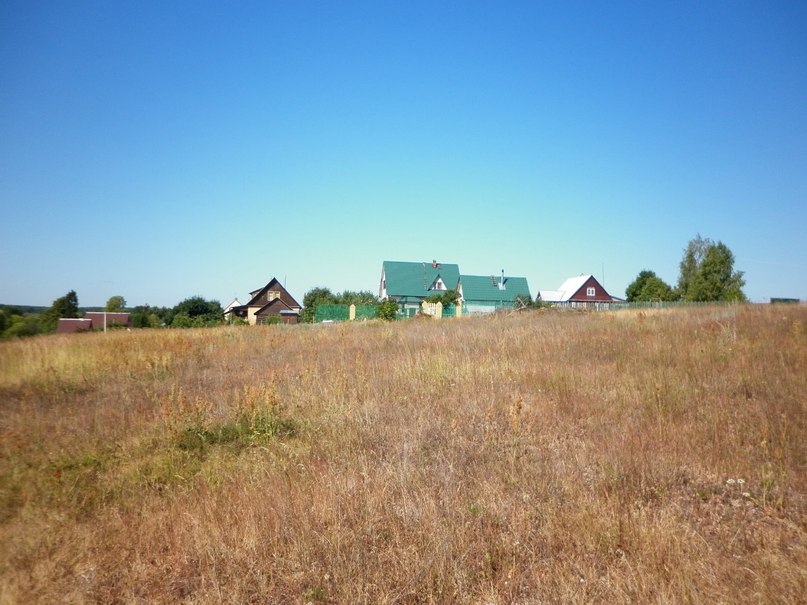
538, 290, 564, 302
223, 298, 241, 313
539, 275, 593, 302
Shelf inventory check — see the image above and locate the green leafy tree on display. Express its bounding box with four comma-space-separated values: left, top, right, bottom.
41, 290, 80, 332
686, 242, 747, 302
626, 270, 656, 301
130, 306, 151, 328
301, 287, 337, 323
54, 290, 79, 317
105, 295, 126, 312
170, 296, 223, 328
626, 270, 676, 302
678, 236, 746, 302
678, 234, 711, 298
130, 304, 169, 328
375, 299, 399, 321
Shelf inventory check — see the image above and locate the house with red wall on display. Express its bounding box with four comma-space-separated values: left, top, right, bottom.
57, 312, 131, 333
538, 275, 620, 306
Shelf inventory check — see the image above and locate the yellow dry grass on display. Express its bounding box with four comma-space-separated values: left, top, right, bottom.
0, 304, 805, 604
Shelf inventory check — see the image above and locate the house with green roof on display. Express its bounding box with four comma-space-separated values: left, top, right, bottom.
457, 273, 532, 314
379, 260, 461, 315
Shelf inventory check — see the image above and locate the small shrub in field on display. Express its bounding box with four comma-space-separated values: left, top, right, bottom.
375, 299, 399, 320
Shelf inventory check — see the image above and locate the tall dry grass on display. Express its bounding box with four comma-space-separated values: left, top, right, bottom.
0, 305, 805, 604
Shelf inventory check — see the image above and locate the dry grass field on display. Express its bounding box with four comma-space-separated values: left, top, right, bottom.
0, 304, 805, 604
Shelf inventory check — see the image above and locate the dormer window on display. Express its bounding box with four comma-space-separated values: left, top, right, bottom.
430, 277, 446, 291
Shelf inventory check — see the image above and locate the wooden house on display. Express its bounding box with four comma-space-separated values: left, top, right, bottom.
538, 275, 619, 306
228, 278, 301, 325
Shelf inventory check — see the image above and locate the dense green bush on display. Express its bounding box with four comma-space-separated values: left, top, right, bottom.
2, 314, 42, 338
375, 300, 400, 321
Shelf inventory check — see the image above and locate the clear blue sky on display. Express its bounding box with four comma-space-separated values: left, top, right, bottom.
2, 1, 805, 307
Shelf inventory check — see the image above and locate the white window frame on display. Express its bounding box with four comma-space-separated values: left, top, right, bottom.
586, 287, 595, 297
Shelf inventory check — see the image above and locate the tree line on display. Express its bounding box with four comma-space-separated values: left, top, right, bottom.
0, 293, 224, 339
625, 235, 746, 303
0, 287, 394, 338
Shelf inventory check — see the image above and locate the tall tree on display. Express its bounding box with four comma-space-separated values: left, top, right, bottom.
626, 270, 657, 302
686, 242, 747, 302
678, 236, 746, 302
53, 290, 79, 317
677, 234, 711, 298
105, 295, 126, 312
41, 290, 80, 331
301, 287, 337, 323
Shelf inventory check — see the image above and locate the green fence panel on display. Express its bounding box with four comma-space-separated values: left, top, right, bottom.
314, 304, 382, 322
354, 305, 377, 320
314, 305, 350, 322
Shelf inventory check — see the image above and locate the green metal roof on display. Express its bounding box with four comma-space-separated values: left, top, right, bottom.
459, 274, 531, 304
382, 261, 460, 300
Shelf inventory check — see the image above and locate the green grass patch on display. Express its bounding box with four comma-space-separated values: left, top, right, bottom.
176, 410, 297, 453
